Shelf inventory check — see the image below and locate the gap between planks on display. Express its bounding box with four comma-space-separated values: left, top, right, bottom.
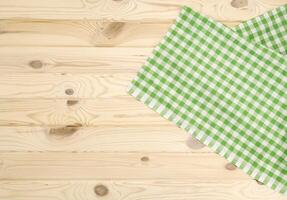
0, 1, 286, 199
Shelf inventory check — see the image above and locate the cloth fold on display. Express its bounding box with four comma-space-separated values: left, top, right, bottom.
128, 5, 287, 194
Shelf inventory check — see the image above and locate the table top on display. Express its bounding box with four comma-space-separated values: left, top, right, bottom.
0, 0, 286, 199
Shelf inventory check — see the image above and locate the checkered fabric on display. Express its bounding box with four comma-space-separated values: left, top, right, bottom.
234, 5, 287, 55
128, 5, 287, 194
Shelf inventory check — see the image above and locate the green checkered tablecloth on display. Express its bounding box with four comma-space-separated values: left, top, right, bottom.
128, 5, 287, 194
234, 6, 286, 55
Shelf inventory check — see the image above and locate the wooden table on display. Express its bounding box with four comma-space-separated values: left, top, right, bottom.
0, 0, 285, 199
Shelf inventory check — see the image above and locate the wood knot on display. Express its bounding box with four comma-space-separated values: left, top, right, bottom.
48, 126, 79, 139
94, 184, 109, 196
103, 22, 125, 39
185, 135, 205, 150
141, 156, 149, 162
29, 60, 43, 69
67, 123, 82, 128
67, 100, 79, 106
255, 180, 264, 185
65, 88, 74, 95
231, 0, 248, 8
225, 163, 237, 171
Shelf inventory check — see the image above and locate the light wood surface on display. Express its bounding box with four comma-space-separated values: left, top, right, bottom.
0, 152, 248, 180
0, 0, 284, 21
0, 180, 285, 200
0, 0, 286, 199
0, 126, 211, 152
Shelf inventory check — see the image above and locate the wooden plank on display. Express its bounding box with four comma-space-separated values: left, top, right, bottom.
0, 73, 134, 98
0, 180, 284, 200
0, 152, 248, 180
0, 21, 171, 47
0, 126, 209, 153
0, 0, 285, 21
0, 20, 239, 47
0, 98, 175, 126
0, 47, 149, 73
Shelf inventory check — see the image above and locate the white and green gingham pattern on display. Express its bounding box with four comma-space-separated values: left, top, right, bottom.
235, 5, 287, 55
128, 5, 287, 194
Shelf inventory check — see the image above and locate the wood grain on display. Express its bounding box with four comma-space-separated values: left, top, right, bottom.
0, 0, 286, 198
0, 98, 169, 126
0, 73, 133, 98
0, 47, 149, 73
0, 152, 248, 180
0, 20, 239, 47
0, 126, 210, 153
0, 97, 174, 127
0, 20, 170, 47
0, 180, 284, 200
0, 0, 284, 21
